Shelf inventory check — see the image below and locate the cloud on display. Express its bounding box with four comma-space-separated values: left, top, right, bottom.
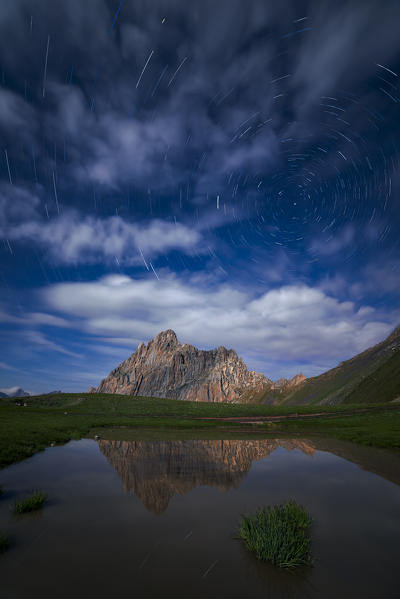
0, 386, 26, 395
0, 88, 36, 143
3, 211, 205, 265
0, 0, 398, 198
319, 258, 400, 303
0, 362, 19, 371
0, 0, 397, 230
43, 273, 395, 374
0, 184, 41, 229
309, 225, 355, 257
0, 309, 70, 328
291, 1, 400, 113
24, 331, 82, 358
348, 261, 400, 300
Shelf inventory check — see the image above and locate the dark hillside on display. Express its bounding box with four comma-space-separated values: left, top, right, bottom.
344, 350, 400, 404
278, 326, 400, 405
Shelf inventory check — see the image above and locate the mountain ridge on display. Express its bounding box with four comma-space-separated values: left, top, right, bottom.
92, 329, 304, 403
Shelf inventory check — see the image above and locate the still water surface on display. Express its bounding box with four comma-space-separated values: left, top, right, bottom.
0, 437, 399, 599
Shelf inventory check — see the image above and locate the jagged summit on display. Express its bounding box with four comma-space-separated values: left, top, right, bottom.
92, 330, 278, 402
153, 329, 178, 344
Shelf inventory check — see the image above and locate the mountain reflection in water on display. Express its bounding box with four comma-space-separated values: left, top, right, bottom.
98, 439, 315, 513
1, 438, 400, 599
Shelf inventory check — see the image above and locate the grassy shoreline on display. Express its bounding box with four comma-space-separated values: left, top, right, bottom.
1, 393, 399, 468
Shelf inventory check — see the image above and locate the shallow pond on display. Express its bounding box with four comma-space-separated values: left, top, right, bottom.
0, 437, 399, 598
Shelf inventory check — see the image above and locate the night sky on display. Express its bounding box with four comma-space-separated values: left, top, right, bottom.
1, 0, 400, 394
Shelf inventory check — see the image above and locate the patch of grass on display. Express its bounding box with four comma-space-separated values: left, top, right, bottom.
0, 533, 7, 553
238, 500, 312, 569
13, 491, 47, 514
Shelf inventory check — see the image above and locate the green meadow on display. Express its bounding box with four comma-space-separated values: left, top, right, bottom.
0, 393, 399, 468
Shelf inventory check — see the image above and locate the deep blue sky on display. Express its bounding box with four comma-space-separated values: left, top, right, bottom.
0, 0, 399, 393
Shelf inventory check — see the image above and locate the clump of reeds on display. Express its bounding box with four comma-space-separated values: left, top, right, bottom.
238, 500, 312, 569
13, 490, 47, 514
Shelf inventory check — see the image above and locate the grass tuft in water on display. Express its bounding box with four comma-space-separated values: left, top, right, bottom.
0, 533, 7, 553
13, 490, 47, 514
238, 500, 312, 569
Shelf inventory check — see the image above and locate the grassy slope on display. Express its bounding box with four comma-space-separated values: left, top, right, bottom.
1, 393, 399, 468
344, 349, 400, 404
278, 327, 400, 406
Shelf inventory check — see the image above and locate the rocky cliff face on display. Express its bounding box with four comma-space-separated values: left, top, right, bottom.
94, 329, 274, 402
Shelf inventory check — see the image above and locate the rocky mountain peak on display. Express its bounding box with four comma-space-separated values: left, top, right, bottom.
269, 373, 306, 393
152, 329, 179, 346
93, 330, 274, 402
290, 373, 306, 386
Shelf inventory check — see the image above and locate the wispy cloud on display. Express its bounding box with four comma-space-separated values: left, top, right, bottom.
3, 211, 205, 265
24, 331, 82, 359
309, 225, 355, 257
0, 362, 19, 371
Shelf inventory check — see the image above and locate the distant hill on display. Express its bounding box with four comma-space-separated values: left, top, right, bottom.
0, 387, 30, 398
276, 325, 400, 406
